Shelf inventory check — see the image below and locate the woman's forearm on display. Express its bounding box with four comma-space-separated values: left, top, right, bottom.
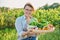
37, 28, 55, 33
38, 30, 51, 33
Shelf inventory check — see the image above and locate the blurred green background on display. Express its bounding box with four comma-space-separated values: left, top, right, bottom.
0, 3, 60, 40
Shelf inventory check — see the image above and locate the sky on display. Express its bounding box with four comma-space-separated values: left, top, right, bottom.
0, 0, 60, 9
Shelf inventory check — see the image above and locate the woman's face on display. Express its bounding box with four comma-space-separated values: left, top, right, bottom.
24, 6, 33, 17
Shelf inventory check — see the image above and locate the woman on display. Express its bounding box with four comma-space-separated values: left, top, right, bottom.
15, 3, 55, 40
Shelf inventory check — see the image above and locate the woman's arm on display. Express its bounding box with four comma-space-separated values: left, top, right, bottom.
15, 17, 28, 38
37, 27, 55, 33
35, 24, 55, 35
22, 24, 55, 37
22, 27, 55, 37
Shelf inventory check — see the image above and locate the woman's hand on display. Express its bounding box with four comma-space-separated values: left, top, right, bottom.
27, 29, 36, 36
22, 32, 28, 38
28, 29, 40, 36
47, 24, 55, 32
22, 29, 35, 37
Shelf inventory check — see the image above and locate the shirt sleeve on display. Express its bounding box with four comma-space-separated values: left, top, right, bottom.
15, 17, 24, 37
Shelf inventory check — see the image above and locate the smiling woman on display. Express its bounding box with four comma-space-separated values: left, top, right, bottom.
15, 3, 37, 40
15, 3, 55, 40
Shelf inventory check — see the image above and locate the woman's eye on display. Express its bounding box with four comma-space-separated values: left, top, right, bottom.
26, 9, 32, 11
30, 10, 32, 11
26, 9, 28, 11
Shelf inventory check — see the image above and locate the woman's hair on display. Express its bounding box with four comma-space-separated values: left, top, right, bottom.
24, 3, 34, 11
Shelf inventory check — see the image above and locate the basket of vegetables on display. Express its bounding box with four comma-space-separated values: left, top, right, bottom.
28, 18, 49, 30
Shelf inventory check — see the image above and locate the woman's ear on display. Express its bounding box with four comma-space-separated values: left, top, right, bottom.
32, 10, 35, 15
